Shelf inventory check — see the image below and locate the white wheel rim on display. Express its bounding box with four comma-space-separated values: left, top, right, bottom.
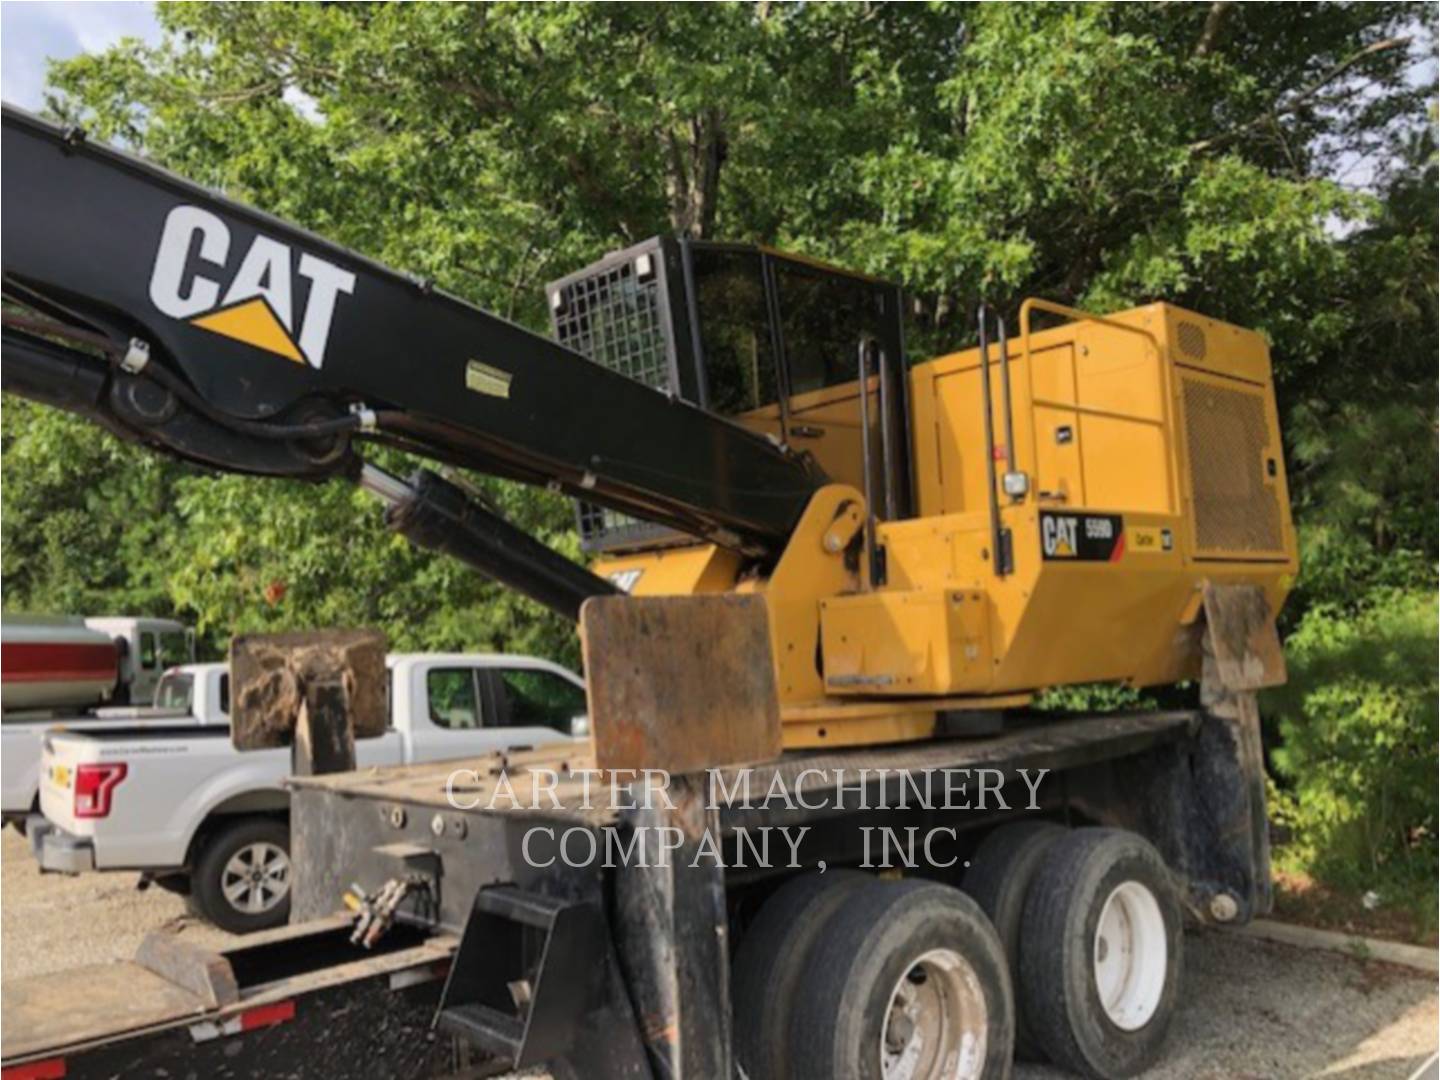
880, 947, 988, 1080
221, 841, 291, 915
1093, 880, 1167, 1031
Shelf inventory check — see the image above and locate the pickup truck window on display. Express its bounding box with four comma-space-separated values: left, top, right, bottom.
493, 669, 587, 734
154, 672, 193, 711
427, 668, 481, 730
152, 670, 229, 715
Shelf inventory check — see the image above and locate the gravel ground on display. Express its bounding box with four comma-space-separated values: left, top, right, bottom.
1, 826, 235, 984
1014, 931, 1436, 1079
3, 827, 1434, 1077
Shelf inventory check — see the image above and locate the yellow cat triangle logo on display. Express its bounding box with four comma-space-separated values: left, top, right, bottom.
1054, 537, 1074, 556
190, 297, 305, 365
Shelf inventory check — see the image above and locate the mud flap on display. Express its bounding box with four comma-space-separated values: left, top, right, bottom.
1194, 582, 1286, 920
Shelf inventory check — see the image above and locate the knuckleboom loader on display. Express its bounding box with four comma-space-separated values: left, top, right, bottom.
2, 106, 1294, 1080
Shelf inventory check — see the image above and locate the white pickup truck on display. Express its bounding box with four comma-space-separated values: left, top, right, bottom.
31, 653, 587, 933
2, 662, 229, 827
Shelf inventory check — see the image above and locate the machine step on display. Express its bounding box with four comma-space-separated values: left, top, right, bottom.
435, 884, 602, 1069
474, 884, 568, 929
437, 1002, 525, 1059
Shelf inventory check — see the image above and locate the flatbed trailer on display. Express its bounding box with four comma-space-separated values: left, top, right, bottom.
2, 702, 1270, 1080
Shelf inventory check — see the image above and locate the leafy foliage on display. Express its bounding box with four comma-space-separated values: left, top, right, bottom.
1268, 588, 1438, 907
4, 2, 1436, 908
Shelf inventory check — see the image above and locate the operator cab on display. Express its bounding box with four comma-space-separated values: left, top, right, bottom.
548, 239, 909, 553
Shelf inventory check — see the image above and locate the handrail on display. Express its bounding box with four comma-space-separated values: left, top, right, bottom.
1018, 297, 1162, 375
876, 342, 899, 523
976, 308, 1009, 577
856, 337, 884, 587
996, 313, 1017, 483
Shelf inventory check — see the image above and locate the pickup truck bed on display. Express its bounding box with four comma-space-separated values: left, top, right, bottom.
2, 661, 230, 824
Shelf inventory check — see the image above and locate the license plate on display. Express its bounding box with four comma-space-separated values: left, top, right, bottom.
49, 765, 70, 787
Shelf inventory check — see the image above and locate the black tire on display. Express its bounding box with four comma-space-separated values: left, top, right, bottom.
732, 869, 869, 1080
963, 820, 1066, 1060
190, 817, 292, 934
1019, 828, 1183, 1079
791, 879, 1014, 1080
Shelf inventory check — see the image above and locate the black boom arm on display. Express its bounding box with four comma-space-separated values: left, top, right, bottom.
1, 106, 824, 585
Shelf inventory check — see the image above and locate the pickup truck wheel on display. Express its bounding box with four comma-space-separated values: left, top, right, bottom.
732, 869, 868, 1080
1018, 828, 1182, 1079
791, 880, 1013, 1080
962, 820, 1065, 1060
191, 818, 291, 933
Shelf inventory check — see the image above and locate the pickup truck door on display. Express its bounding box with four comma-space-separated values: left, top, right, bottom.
478, 667, 588, 749
410, 665, 576, 764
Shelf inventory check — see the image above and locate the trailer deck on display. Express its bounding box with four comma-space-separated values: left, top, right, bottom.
3, 915, 457, 1078
2, 706, 1237, 1079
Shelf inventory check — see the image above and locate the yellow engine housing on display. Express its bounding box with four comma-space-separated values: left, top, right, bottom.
597, 300, 1296, 747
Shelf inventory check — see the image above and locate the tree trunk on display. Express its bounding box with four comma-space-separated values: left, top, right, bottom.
666, 109, 728, 238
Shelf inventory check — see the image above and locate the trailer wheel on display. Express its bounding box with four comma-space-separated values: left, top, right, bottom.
191, 817, 291, 934
1018, 828, 1181, 1079
732, 869, 868, 1080
791, 880, 1012, 1080
962, 820, 1065, 1060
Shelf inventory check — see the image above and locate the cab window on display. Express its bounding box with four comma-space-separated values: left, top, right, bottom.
772, 258, 890, 396
692, 248, 778, 415
491, 668, 587, 734
426, 668, 481, 730
139, 632, 158, 670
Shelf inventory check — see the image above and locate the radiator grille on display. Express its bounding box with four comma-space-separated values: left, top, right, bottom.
1182, 377, 1284, 555
1176, 321, 1207, 360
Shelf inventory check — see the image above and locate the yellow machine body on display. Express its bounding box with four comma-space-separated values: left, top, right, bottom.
596, 300, 1296, 749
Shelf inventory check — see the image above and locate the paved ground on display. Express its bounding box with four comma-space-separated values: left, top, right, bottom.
2, 827, 1435, 1077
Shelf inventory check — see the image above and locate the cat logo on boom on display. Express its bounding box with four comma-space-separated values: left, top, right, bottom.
148, 205, 355, 369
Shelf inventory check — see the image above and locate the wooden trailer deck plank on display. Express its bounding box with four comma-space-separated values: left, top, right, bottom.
1, 925, 459, 1065
288, 741, 614, 821
712, 709, 1199, 824
2, 961, 209, 1059
286, 710, 1197, 824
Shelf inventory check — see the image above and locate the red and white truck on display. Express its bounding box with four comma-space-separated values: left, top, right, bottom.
1, 614, 194, 712
1, 614, 197, 825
